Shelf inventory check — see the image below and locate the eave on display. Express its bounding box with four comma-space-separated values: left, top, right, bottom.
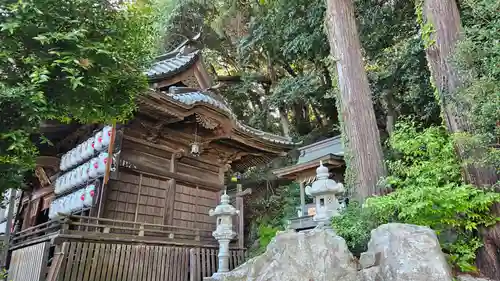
272, 154, 344, 180
138, 90, 298, 155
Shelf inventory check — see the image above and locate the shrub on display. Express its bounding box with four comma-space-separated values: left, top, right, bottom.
247, 225, 280, 258
331, 202, 382, 256
366, 122, 500, 272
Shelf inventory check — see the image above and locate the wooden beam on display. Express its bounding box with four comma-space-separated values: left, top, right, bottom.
165, 150, 184, 225
299, 182, 306, 216
97, 123, 117, 219
134, 174, 143, 223
35, 166, 51, 187
236, 184, 244, 249
119, 156, 223, 191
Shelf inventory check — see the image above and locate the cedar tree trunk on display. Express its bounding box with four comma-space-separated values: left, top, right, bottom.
423, 0, 500, 278
325, 0, 387, 202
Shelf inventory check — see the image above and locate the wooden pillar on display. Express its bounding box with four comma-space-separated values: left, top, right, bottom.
235, 184, 244, 249
233, 187, 252, 249
165, 150, 183, 225
134, 174, 143, 222
97, 124, 117, 218
299, 182, 306, 216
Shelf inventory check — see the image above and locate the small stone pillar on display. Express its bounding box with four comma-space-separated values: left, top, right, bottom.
305, 161, 345, 226
209, 191, 239, 274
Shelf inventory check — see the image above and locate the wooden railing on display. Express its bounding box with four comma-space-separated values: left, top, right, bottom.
10, 219, 63, 248
62, 215, 214, 245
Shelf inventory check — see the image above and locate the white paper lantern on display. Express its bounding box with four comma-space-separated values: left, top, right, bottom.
102, 126, 112, 147
94, 131, 104, 151
82, 185, 96, 207
81, 162, 90, 183
96, 152, 109, 175
88, 157, 99, 179
60, 154, 67, 171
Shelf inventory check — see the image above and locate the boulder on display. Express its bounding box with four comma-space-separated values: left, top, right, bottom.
456, 275, 495, 281
206, 223, 456, 281
208, 227, 358, 281
364, 223, 453, 281
357, 266, 384, 281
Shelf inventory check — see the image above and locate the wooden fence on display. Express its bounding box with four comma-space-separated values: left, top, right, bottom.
55, 242, 190, 281
52, 242, 246, 281
189, 248, 245, 281
8, 242, 50, 281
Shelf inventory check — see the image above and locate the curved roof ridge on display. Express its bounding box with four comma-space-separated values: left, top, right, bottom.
162, 90, 297, 145
146, 50, 200, 80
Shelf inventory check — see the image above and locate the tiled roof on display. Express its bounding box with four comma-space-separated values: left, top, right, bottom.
164, 90, 296, 145
296, 136, 343, 165
146, 51, 199, 80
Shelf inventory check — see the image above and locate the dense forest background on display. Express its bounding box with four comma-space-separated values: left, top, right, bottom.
158, 0, 499, 278
0, 0, 498, 279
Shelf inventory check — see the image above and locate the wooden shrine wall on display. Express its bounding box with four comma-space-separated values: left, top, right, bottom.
103, 171, 218, 231
120, 130, 221, 185
173, 183, 217, 231
104, 172, 169, 225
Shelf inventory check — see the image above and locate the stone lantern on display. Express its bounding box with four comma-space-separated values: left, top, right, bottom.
208, 191, 239, 274
305, 161, 345, 226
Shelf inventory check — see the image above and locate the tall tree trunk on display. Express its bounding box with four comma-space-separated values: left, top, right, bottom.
325, 0, 387, 202
278, 105, 291, 137
423, 0, 500, 278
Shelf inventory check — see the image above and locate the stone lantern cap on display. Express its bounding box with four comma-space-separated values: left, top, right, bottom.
209, 190, 240, 217
306, 161, 345, 196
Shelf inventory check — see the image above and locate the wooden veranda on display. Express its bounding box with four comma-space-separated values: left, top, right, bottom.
8, 215, 246, 281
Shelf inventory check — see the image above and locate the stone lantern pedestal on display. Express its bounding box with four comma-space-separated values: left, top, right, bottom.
305, 161, 345, 226
208, 191, 239, 275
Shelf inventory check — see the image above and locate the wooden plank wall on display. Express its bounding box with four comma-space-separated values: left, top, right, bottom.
189, 248, 246, 281
105, 172, 169, 226
104, 171, 218, 232
57, 242, 191, 281
8, 242, 50, 281
120, 137, 220, 184
173, 184, 217, 231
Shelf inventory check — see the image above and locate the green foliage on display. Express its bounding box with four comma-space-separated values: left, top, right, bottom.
258, 225, 279, 249
357, 0, 441, 128
0, 0, 161, 191
331, 202, 381, 256
248, 225, 279, 257
248, 183, 303, 228
365, 122, 500, 272
246, 183, 309, 257
451, 0, 500, 168
0, 84, 44, 189
0, 268, 6, 281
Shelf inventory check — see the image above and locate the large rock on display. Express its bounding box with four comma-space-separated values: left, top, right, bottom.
208, 227, 358, 281
207, 223, 456, 281
364, 223, 453, 281
456, 275, 495, 281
